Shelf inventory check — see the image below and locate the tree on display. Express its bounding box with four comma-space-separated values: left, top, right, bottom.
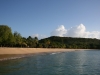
34, 37, 38, 44
6, 33, 15, 47
13, 31, 22, 47
27, 36, 34, 47
22, 37, 27, 47
0, 25, 14, 47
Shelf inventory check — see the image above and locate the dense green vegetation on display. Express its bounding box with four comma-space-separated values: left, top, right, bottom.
39, 36, 100, 49
0, 25, 38, 47
0, 25, 100, 49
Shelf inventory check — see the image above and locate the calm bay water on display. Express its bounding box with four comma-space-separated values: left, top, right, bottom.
0, 50, 100, 75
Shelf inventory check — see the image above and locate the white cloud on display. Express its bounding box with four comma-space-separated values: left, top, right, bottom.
51, 25, 67, 37
32, 34, 47, 39
32, 24, 100, 39
65, 24, 87, 37
88, 31, 100, 39
51, 24, 100, 39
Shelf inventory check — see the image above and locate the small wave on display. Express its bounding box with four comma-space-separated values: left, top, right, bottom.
50, 52, 64, 55
50, 53, 57, 55
0, 55, 26, 61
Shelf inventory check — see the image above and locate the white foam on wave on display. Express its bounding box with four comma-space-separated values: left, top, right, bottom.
50, 52, 64, 55
50, 52, 58, 55
52, 53, 56, 54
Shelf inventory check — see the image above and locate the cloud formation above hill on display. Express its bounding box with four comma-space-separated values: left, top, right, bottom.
51, 25, 67, 37
51, 24, 100, 39
32, 24, 100, 39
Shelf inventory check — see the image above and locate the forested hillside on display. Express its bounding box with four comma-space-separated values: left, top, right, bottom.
39, 36, 100, 49
0, 25, 100, 49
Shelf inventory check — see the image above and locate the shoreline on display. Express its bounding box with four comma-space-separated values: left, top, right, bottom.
0, 48, 94, 61
0, 48, 92, 54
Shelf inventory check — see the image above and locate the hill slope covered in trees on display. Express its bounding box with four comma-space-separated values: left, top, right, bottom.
39, 36, 100, 49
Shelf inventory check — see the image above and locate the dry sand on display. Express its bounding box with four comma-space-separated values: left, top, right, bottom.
0, 48, 91, 54
0, 48, 91, 60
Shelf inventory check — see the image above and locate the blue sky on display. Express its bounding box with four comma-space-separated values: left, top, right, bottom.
0, 0, 100, 39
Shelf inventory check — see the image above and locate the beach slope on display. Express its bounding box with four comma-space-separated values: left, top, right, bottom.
0, 48, 90, 54
0, 48, 90, 60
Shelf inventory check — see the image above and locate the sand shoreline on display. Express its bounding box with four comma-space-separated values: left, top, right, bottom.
0, 48, 92, 61
0, 48, 91, 54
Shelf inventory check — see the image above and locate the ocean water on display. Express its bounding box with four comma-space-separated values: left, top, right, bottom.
0, 50, 100, 75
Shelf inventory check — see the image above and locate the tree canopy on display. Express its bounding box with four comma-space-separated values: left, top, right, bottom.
0, 25, 14, 46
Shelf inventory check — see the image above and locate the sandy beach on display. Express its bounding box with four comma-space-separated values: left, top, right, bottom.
0, 48, 91, 60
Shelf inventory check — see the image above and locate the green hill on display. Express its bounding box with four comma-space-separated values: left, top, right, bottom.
38, 36, 100, 49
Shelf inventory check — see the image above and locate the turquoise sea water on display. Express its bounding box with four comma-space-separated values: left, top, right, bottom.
0, 50, 100, 75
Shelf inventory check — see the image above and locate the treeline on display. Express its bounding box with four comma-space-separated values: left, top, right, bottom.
0, 25, 38, 47
0, 25, 100, 49
39, 36, 100, 49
